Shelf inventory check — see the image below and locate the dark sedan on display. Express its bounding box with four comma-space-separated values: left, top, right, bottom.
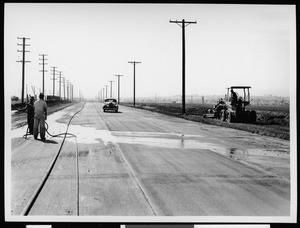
103, 98, 119, 112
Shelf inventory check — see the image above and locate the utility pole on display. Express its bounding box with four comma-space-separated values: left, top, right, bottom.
50, 67, 58, 96
58, 71, 63, 100
17, 37, 31, 103
66, 80, 70, 100
39, 54, 48, 94
108, 80, 114, 98
102, 88, 105, 101
70, 84, 72, 101
63, 77, 66, 100
170, 19, 196, 114
69, 83, 72, 101
128, 61, 141, 106
115, 74, 123, 103
71, 84, 73, 101
104, 85, 109, 99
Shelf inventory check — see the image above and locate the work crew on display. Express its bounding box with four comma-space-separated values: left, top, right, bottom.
18, 96, 35, 134
33, 93, 47, 141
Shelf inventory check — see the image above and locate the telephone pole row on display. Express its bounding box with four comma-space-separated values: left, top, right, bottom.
16, 37, 31, 103
170, 19, 197, 114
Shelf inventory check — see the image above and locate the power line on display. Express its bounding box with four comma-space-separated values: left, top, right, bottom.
17, 37, 31, 103
128, 61, 141, 107
170, 19, 197, 114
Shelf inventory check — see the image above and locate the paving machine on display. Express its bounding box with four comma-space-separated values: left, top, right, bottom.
203, 86, 256, 123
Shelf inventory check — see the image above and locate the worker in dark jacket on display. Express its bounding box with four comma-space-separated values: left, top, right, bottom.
18, 96, 35, 134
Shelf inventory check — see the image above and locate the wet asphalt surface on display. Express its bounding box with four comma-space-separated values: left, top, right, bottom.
10, 102, 290, 219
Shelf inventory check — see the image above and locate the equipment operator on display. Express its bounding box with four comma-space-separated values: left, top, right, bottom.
33, 93, 47, 141
230, 89, 238, 107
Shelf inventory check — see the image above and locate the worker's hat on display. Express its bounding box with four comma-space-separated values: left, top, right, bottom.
30, 96, 35, 100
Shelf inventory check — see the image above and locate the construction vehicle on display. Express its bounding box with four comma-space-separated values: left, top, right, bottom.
203, 86, 256, 123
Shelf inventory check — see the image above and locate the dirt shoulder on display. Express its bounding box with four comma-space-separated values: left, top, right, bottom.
122, 103, 290, 141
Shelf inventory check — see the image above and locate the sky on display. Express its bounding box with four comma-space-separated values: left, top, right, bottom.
4, 3, 296, 100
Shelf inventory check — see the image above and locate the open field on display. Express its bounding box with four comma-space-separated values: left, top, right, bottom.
122, 102, 290, 140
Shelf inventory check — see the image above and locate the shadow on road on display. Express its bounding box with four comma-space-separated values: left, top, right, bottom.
36, 139, 58, 144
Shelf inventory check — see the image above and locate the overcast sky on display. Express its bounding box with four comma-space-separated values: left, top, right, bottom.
4, 3, 295, 100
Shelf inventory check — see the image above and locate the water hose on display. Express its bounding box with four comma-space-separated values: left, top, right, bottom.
20, 104, 85, 215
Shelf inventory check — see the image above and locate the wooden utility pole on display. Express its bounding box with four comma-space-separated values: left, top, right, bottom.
102, 88, 105, 101
108, 80, 114, 98
58, 71, 63, 100
50, 67, 58, 96
104, 85, 109, 99
66, 80, 70, 100
17, 37, 31, 103
170, 19, 196, 114
39, 54, 48, 94
115, 74, 123, 104
71, 84, 73, 101
128, 61, 141, 106
63, 77, 66, 100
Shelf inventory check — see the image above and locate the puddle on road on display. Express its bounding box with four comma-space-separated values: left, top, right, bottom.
11, 114, 288, 163
66, 124, 289, 162
226, 148, 249, 161
66, 124, 228, 153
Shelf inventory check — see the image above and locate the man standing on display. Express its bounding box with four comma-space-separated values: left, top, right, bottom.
18, 96, 35, 134
33, 93, 47, 140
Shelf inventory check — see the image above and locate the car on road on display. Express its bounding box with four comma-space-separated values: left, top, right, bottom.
103, 98, 119, 112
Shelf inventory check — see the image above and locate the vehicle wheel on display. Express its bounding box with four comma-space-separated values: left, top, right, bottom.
250, 110, 257, 123
226, 110, 233, 122
219, 109, 226, 121
244, 110, 251, 122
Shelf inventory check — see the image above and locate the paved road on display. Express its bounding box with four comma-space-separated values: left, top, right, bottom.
10, 102, 290, 217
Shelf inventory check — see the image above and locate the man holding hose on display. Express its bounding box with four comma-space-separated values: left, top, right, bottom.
33, 93, 47, 141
